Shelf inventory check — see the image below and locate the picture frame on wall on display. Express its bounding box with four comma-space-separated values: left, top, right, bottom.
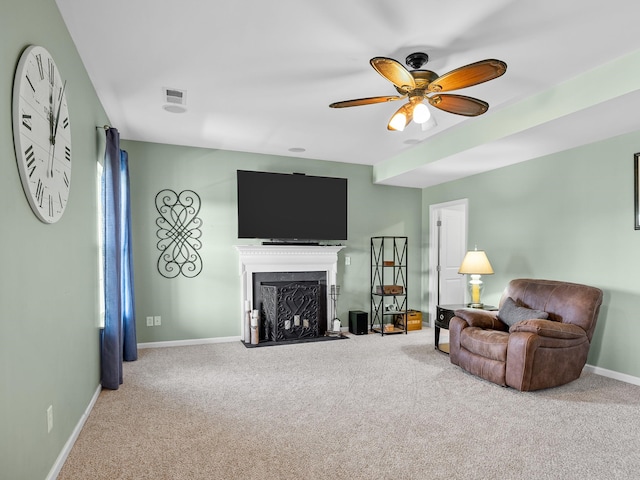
635, 153, 640, 230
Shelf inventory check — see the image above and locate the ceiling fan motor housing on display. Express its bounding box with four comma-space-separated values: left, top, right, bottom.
406, 52, 429, 70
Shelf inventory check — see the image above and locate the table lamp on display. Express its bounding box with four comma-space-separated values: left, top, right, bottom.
458, 247, 494, 308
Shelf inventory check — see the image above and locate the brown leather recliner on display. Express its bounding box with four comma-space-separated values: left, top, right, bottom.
449, 278, 603, 391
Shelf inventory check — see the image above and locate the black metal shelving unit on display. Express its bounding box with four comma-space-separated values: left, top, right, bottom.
370, 236, 408, 335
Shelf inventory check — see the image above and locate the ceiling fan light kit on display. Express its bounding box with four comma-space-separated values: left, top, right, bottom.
388, 108, 409, 131
329, 52, 506, 132
411, 101, 430, 123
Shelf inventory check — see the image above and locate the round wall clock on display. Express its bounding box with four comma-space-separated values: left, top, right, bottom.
12, 45, 72, 223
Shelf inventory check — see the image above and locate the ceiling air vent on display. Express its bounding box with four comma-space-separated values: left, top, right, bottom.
163, 87, 187, 105
162, 87, 187, 113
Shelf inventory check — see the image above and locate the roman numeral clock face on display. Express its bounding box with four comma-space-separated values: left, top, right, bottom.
12, 45, 72, 223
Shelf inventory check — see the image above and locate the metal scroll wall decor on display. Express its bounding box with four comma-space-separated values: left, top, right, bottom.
155, 189, 203, 278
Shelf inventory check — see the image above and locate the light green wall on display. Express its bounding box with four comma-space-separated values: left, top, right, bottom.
0, 0, 109, 478
123, 140, 423, 343
3, 1, 640, 478
422, 130, 640, 378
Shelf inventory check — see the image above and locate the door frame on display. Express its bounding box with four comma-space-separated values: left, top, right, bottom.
427, 198, 468, 326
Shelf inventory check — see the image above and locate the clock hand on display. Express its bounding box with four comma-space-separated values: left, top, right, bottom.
49, 81, 67, 178
48, 80, 54, 142
52, 81, 66, 141
47, 142, 56, 179
47, 75, 58, 178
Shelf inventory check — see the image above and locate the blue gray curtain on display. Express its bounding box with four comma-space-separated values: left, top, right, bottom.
101, 127, 137, 390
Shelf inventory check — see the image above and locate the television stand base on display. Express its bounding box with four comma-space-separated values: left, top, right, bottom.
262, 241, 321, 246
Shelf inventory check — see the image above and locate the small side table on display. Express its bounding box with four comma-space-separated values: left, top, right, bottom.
435, 304, 497, 354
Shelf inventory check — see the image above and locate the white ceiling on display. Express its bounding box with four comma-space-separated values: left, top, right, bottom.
55, 0, 640, 188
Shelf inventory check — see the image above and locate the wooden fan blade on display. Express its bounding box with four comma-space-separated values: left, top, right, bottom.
329, 95, 404, 108
428, 94, 489, 117
370, 57, 416, 91
387, 103, 413, 131
427, 59, 507, 93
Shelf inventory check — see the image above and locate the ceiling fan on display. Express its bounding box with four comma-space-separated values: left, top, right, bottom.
329, 52, 507, 131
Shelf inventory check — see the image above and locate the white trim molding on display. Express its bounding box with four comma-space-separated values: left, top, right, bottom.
583, 364, 640, 386
138, 336, 241, 349
235, 244, 345, 339
46, 385, 101, 480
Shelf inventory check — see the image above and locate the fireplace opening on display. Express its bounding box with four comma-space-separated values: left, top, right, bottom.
253, 271, 327, 341
261, 281, 320, 341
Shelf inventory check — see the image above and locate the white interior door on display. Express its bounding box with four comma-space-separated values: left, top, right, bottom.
428, 199, 468, 325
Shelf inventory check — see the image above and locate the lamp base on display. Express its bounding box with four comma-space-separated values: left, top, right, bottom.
467, 274, 484, 309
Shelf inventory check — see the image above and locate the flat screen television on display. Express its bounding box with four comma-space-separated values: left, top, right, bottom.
237, 170, 347, 242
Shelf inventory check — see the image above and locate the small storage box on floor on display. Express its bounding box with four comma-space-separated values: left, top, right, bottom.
395, 310, 423, 330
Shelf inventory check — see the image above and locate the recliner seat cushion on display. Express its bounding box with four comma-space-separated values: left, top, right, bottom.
460, 327, 510, 362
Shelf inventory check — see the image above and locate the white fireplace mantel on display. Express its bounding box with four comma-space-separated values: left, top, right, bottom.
235, 245, 345, 339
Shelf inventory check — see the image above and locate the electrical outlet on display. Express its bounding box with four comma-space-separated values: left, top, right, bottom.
345, 256, 351, 265
146, 316, 154, 327
47, 405, 53, 433
154, 316, 161, 326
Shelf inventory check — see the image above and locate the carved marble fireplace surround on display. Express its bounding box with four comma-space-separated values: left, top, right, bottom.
235, 245, 345, 341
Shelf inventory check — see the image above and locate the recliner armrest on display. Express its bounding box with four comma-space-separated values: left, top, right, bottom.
454, 309, 507, 331
509, 319, 586, 339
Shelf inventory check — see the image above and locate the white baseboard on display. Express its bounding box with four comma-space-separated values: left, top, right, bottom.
583, 363, 640, 386
46, 384, 101, 480
137, 331, 353, 349
137, 335, 241, 349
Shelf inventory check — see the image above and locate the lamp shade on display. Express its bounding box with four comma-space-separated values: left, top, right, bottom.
412, 102, 431, 124
388, 111, 407, 131
388, 103, 412, 131
458, 250, 494, 275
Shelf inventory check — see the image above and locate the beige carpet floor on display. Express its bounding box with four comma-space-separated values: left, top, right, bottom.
58, 328, 640, 480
